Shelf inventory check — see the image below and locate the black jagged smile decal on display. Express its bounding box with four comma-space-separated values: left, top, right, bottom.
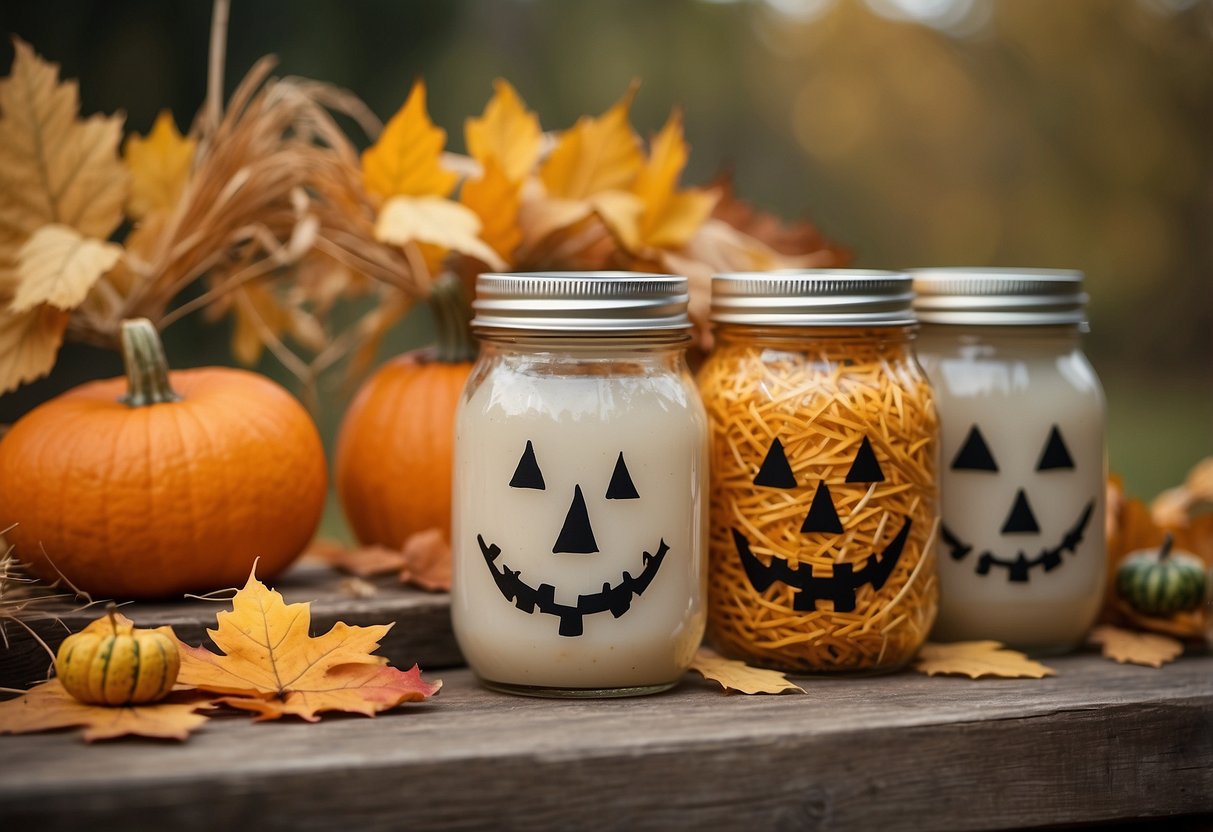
733, 520, 911, 612
941, 501, 1094, 583
478, 535, 668, 637
734, 434, 911, 613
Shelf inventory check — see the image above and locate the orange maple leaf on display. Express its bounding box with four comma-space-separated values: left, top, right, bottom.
460, 156, 522, 262
629, 109, 718, 251
362, 80, 458, 201
176, 569, 441, 721
0, 680, 213, 742
465, 79, 542, 183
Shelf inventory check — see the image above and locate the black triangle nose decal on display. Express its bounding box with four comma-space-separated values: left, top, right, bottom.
509, 440, 546, 490
1036, 425, 1075, 471
951, 425, 998, 472
754, 437, 796, 489
605, 452, 640, 500
846, 436, 885, 483
801, 482, 844, 534
553, 485, 599, 554
1000, 488, 1040, 534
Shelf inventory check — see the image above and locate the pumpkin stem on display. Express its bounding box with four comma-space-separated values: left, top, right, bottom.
428, 272, 478, 364
119, 318, 182, 407
1159, 533, 1173, 561
105, 602, 119, 635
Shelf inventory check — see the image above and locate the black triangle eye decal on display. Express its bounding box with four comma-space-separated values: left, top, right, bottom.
605, 452, 640, 500
754, 437, 796, 489
951, 425, 998, 472
1036, 425, 1075, 471
845, 436, 885, 483
509, 440, 545, 490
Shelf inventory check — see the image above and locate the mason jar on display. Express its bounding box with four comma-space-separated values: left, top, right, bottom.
451, 272, 708, 697
698, 271, 940, 673
911, 268, 1107, 654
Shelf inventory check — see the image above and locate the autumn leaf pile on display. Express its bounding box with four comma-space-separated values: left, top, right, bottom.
0, 570, 440, 741
0, 36, 844, 396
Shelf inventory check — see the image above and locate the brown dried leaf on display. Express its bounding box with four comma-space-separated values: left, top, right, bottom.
1088, 625, 1184, 668
689, 648, 805, 694
0, 304, 70, 394
399, 528, 451, 592
914, 641, 1056, 679
322, 543, 408, 579
0, 679, 213, 742
12, 224, 122, 312
709, 171, 848, 261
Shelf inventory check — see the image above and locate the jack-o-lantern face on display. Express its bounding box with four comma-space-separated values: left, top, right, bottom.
478, 440, 667, 637
733, 435, 912, 612
941, 424, 1094, 582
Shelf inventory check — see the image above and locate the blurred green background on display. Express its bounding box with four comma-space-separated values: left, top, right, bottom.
1, 0, 1210, 538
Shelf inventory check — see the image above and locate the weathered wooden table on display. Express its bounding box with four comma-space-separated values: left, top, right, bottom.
2, 567, 1211, 831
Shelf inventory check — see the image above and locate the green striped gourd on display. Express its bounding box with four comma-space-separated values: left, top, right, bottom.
55, 608, 180, 705
1115, 534, 1207, 616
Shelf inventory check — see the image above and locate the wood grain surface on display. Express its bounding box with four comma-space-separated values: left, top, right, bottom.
0, 653, 1210, 831
0, 563, 462, 690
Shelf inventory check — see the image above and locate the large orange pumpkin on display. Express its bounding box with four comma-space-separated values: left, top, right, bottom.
0, 318, 327, 598
335, 274, 473, 549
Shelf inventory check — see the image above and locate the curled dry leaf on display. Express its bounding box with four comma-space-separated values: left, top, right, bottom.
689, 648, 805, 694
399, 528, 452, 592
1089, 624, 1184, 668
0, 680, 214, 742
913, 641, 1056, 679
319, 541, 409, 579
176, 568, 440, 721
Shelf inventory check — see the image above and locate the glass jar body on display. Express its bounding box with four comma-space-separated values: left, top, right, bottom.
698, 325, 940, 673
451, 337, 708, 696
916, 324, 1106, 654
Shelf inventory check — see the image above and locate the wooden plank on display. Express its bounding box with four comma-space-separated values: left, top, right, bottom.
0, 563, 461, 690
0, 653, 1209, 831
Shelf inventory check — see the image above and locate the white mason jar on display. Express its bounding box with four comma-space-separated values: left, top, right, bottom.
451, 272, 708, 697
911, 269, 1107, 654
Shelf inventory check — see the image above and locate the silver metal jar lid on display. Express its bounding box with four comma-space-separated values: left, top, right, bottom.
472, 271, 690, 333
709, 270, 915, 326
910, 268, 1088, 326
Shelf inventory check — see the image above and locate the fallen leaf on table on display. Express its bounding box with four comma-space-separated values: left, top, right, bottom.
689, 648, 805, 694
317, 540, 408, 578
1088, 625, 1184, 668
0, 680, 213, 742
1111, 597, 1206, 640
913, 641, 1056, 679
339, 576, 379, 599
399, 528, 452, 592
176, 568, 441, 721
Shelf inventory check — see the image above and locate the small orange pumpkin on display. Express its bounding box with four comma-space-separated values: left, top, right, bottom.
0, 318, 327, 598
335, 274, 473, 549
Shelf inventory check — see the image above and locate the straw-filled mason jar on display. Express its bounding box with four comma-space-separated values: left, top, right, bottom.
451, 272, 708, 697
698, 271, 940, 673
911, 268, 1106, 654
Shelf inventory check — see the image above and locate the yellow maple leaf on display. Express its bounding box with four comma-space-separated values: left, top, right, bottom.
689, 648, 805, 694
632, 109, 717, 248
0, 38, 128, 257
362, 80, 458, 201
465, 78, 542, 183
0, 679, 214, 742
375, 194, 506, 270
123, 110, 196, 221
12, 224, 122, 312
176, 569, 441, 721
0, 304, 70, 394
913, 641, 1056, 679
459, 157, 522, 261
1088, 625, 1185, 668
539, 83, 643, 201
